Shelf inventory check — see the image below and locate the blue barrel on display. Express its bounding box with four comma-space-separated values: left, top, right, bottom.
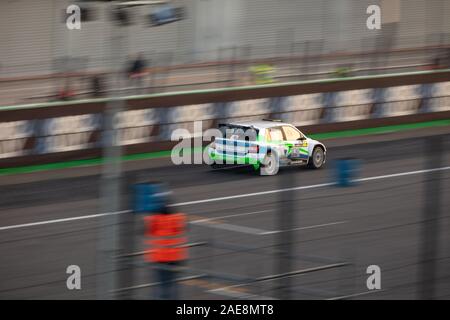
335, 158, 360, 187
133, 182, 170, 213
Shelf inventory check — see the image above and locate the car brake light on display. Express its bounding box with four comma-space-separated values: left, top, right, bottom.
248, 145, 259, 153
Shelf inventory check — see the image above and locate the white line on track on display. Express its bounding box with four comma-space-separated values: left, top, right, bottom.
169, 166, 450, 207
259, 221, 348, 235
327, 290, 384, 300
354, 167, 450, 182
0, 166, 449, 232
169, 182, 334, 207
189, 210, 270, 224
193, 222, 268, 235
208, 288, 277, 300
196, 220, 346, 235
0, 210, 127, 232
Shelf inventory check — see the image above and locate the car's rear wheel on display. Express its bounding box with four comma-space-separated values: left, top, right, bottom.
308, 146, 325, 169
260, 152, 279, 176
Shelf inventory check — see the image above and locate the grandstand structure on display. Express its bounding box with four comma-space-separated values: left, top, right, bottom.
0, 0, 448, 76
0, 0, 449, 106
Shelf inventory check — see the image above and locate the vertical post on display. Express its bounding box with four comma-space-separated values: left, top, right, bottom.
97, 99, 123, 300
298, 42, 305, 81
419, 135, 443, 299
51, 0, 57, 96
289, 42, 295, 79
425, 0, 445, 46
117, 173, 137, 300
228, 46, 237, 87
380, 0, 400, 68
96, 8, 125, 300
304, 41, 310, 80
276, 171, 295, 299
216, 46, 222, 88
149, 51, 156, 93
246, 45, 253, 85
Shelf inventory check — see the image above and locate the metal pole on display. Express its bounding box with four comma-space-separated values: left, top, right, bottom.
419, 135, 443, 299
228, 46, 237, 87
276, 171, 295, 299
216, 46, 222, 88
96, 4, 125, 299
95, 2, 181, 299
116, 173, 138, 300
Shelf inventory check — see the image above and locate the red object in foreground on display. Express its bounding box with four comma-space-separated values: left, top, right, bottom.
144, 213, 188, 263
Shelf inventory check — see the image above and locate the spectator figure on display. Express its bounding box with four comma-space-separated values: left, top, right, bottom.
426, 50, 450, 70
142, 200, 187, 300
56, 79, 76, 101
428, 57, 442, 70
91, 75, 104, 98
127, 53, 148, 94
438, 49, 450, 69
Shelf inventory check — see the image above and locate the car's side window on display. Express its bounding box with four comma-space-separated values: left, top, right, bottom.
268, 127, 284, 142
282, 126, 302, 141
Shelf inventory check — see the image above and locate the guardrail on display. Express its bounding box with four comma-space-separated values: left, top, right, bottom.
1, 69, 449, 168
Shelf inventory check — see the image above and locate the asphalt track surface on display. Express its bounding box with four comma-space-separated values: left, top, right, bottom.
0, 128, 449, 300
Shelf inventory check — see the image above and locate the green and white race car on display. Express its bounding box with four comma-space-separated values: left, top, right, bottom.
206, 119, 327, 176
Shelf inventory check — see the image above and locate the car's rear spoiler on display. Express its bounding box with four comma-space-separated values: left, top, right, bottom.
218, 123, 257, 130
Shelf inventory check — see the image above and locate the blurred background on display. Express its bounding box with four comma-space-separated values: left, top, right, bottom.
0, 0, 450, 103
0, 0, 449, 300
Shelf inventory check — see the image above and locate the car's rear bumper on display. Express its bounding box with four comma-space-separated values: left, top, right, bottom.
208, 148, 263, 165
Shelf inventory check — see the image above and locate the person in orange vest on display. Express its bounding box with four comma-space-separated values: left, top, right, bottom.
144, 206, 187, 299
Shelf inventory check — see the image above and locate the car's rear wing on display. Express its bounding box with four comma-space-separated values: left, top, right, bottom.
218, 123, 255, 129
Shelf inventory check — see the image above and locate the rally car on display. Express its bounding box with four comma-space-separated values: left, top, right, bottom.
206, 119, 326, 175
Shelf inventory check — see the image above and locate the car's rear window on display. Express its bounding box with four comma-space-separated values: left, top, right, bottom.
219, 125, 258, 141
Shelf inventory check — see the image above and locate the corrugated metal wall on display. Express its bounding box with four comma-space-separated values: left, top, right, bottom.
0, 0, 55, 75
0, 0, 448, 77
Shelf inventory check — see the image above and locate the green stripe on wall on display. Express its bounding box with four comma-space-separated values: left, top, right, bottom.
0, 119, 448, 176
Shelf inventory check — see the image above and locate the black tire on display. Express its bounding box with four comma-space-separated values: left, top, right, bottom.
308, 146, 325, 169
